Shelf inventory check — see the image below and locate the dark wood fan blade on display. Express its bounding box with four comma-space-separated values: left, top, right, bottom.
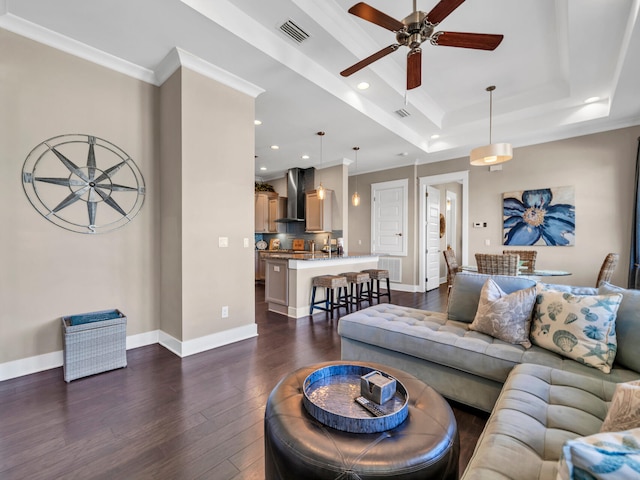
426, 0, 465, 25
340, 44, 400, 77
407, 49, 422, 90
348, 2, 405, 32
433, 32, 504, 50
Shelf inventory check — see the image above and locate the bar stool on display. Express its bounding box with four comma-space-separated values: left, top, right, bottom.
339, 271, 371, 311
310, 275, 349, 319
361, 269, 391, 304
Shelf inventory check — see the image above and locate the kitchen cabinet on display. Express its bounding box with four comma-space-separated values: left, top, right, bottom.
255, 192, 285, 233
305, 189, 332, 233
255, 251, 267, 281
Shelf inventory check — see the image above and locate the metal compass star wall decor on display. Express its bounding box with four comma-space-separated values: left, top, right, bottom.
21, 134, 146, 234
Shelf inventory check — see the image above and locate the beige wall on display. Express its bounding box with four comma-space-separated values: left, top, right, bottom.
348, 126, 640, 289
318, 164, 348, 232
159, 70, 183, 340
1, 30, 159, 363
348, 166, 417, 284
179, 68, 255, 340
1, 29, 256, 369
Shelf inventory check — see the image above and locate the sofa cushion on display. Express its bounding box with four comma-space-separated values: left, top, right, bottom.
557, 428, 640, 480
530, 289, 622, 373
448, 272, 537, 323
601, 380, 640, 432
470, 278, 537, 348
598, 282, 640, 372
461, 364, 617, 480
337, 304, 640, 388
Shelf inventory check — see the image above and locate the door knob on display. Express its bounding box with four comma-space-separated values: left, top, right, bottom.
396, 233, 403, 236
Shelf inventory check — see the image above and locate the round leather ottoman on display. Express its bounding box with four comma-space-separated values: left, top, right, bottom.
264, 361, 459, 480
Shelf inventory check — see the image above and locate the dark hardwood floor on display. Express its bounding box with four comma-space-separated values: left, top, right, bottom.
0, 284, 487, 479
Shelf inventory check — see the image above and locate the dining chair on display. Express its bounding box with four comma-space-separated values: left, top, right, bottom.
596, 253, 619, 287
503, 250, 537, 274
443, 248, 460, 294
475, 253, 520, 275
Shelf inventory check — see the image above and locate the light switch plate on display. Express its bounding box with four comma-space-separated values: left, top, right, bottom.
243, 238, 249, 248
219, 236, 229, 248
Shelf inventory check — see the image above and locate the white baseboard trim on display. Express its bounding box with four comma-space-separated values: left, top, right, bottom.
0, 325, 258, 381
127, 330, 160, 350
0, 350, 63, 382
0, 329, 160, 382
390, 283, 422, 293
159, 324, 259, 358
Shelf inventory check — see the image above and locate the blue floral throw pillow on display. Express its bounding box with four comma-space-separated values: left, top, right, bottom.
530, 290, 622, 373
557, 428, 640, 479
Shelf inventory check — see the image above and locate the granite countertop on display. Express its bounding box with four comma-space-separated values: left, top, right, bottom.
295, 254, 378, 262
263, 253, 378, 261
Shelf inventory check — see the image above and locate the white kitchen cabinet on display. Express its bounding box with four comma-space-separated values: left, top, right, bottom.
305, 189, 332, 233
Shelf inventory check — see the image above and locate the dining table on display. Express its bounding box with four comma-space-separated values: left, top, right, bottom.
460, 265, 571, 277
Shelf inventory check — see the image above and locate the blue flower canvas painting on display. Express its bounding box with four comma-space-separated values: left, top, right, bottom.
503, 186, 575, 246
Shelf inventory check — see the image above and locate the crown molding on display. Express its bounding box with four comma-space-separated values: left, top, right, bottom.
0, 12, 157, 84
154, 47, 264, 98
0, 12, 264, 97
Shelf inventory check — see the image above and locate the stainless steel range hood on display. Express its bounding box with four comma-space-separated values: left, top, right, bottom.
276, 167, 315, 223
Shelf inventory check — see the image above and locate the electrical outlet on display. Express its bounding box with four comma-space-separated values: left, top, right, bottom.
221, 306, 229, 318
485, 239, 491, 246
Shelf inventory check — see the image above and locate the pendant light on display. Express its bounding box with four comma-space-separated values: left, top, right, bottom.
352, 147, 360, 207
316, 131, 326, 200
470, 85, 512, 166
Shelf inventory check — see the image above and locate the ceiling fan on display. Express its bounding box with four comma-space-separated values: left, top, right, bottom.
340, 0, 504, 90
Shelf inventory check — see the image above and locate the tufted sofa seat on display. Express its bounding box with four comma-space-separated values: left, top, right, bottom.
338, 303, 639, 412
461, 364, 616, 480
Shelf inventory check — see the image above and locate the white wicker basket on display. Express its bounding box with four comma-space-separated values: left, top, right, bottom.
61, 309, 127, 382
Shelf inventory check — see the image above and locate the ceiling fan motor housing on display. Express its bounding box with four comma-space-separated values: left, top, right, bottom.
341, 1, 504, 89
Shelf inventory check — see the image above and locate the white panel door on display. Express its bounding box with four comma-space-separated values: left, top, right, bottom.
371, 179, 408, 256
426, 186, 441, 291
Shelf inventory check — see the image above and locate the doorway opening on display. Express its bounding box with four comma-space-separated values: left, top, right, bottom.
418, 171, 469, 292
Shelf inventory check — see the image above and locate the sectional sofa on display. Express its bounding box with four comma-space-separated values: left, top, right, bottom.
337, 272, 640, 479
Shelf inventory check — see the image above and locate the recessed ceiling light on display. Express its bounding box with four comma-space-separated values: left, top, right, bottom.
398, 152, 409, 156
430, 134, 440, 140
584, 96, 600, 104
357, 82, 370, 90
270, 145, 279, 150
254, 119, 262, 125
302, 154, 310, 160
260, 166, 267, 171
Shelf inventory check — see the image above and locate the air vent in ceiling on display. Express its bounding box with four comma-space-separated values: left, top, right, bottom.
279, 19, 310, 44
395, 108, 411, 118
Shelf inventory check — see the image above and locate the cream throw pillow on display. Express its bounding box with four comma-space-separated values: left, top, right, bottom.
530, 290, 622, 373
470, 278, 537, 348
601, 380, 640, 432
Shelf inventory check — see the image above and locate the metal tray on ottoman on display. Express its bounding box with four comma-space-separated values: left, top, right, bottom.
302, 364, 408, 433
61, 309, 127, 382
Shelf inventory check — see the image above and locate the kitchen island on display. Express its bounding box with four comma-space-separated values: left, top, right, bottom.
264, 255, 379, 318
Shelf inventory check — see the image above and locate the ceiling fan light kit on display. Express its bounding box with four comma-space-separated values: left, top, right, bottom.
341, 0, 503, 90
470, 85, 513, 166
